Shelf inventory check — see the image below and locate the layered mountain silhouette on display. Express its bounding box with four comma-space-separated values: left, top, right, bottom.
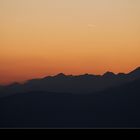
0, 67, 140, 128
0, 67, 140, 97
0, 73, 140, 128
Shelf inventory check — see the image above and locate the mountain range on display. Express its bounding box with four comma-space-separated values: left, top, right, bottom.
0, 67, 140, 128
0, 67, 140, 97
0, 71, 140, 128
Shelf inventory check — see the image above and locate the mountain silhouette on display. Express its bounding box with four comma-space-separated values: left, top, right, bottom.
102, 71, 116, 78
0, 76, 140, 128
0, 67, 140, 97
54, 73, 67, 78
128, 67, 140, 79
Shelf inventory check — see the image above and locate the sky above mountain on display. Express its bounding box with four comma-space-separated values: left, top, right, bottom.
0, 0, 140, 84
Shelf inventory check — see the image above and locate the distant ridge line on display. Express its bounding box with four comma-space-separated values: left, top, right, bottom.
0, 66, 140, 87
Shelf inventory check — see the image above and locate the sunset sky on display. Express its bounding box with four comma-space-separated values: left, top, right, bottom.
0, 0, 140, 84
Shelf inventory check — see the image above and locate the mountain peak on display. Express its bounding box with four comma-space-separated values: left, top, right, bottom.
103, 72, 116, 77
55, 73, 66, 77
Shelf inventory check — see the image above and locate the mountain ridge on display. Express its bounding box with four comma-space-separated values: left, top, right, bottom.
0, 66, 140, 96
0, 76, 140, 128
1, 66, 140, 86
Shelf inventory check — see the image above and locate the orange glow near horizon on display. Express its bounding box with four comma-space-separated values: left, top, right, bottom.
0, 0, 140, 84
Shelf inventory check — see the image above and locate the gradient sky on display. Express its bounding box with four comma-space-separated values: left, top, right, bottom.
0, 0, 140, 84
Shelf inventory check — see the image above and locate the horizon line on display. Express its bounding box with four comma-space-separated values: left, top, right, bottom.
0, 66, 140, 86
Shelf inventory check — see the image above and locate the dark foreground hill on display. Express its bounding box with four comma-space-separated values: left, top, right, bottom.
0, 78, 140, 128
